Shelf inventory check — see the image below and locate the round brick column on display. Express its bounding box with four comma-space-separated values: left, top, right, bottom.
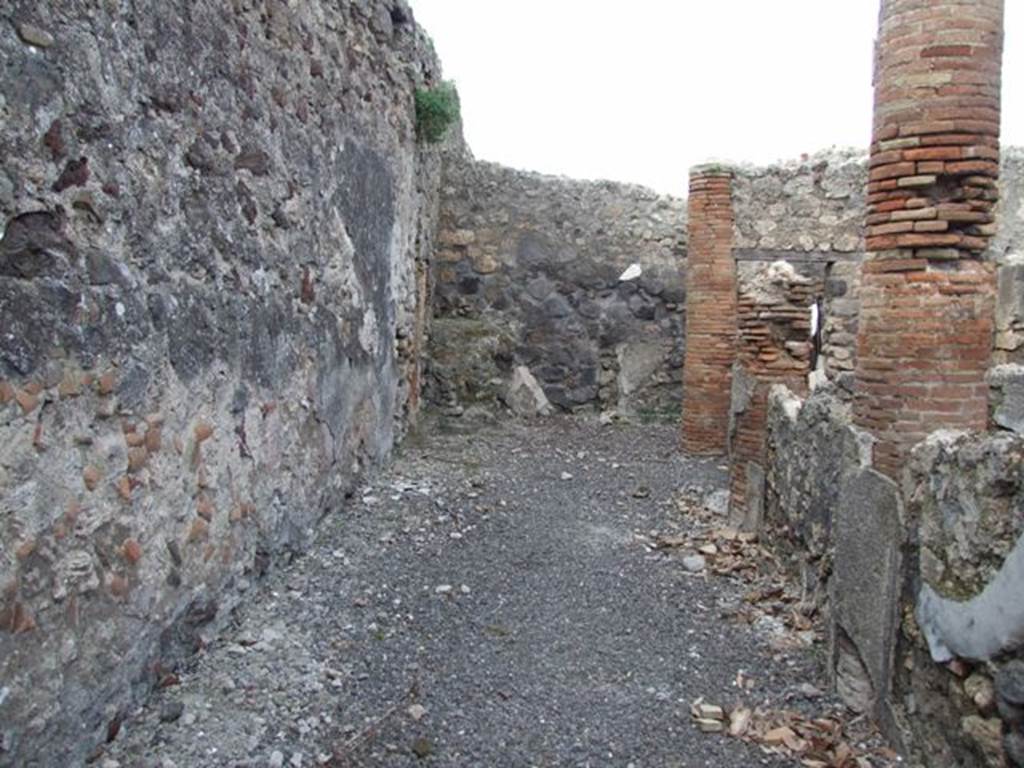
854, 0, 1003, 478
681, 166, 736, 455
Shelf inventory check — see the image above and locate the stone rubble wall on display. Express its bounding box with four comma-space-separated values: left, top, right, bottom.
0, 1, 446, 765
732, 149, 867, 255
754, 148, 1024, 768
732, 150, 867, 388
430, 149, 1024, 423
764, 387, 865, 580
765, 384, 1024, 767
994, 149, 1024, 363
429, 156, 687, 418
731, 150, 1024, 388
900, 432, 1024, 768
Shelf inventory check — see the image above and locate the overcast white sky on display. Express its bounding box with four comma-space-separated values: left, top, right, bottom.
412, 1, 1024, 196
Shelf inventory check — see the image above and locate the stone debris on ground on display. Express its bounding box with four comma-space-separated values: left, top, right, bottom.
636, 487, 821, 651
688, 697, 900, 768
98, 418, 895, 767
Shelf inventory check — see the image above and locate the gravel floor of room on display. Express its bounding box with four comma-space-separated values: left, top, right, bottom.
102, 416, 892, 768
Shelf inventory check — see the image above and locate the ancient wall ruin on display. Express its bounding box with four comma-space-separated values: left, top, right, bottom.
751, 3, 1024, 765
706, 151, 1024, 522
733, 152, 867, 389
765, 381, 1024, 766
728, 261, 822, 530
2, 0, 1023, 765
673, 152, 868, 522
0, 1, 446, 764
431, 145, 1023, 434
751, 165, 1024, 768
429, 154, 687, 419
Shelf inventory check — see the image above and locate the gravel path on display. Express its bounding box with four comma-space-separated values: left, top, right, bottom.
103, 417, 835, 768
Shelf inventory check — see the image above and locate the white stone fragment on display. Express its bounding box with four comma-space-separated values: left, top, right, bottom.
618, 263, 642, 282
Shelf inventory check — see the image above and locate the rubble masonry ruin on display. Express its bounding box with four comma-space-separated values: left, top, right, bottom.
680, 1, 1024, 765
2, 0, 1024, 766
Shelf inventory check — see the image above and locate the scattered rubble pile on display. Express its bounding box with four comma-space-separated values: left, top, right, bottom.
646, 489, 900, 767
641, 488, 819, 649
690, 698, 899, 768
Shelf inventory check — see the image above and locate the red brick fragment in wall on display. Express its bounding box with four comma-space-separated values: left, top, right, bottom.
681, 168, 736, 456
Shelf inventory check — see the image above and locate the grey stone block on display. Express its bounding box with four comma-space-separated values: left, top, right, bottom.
832, 467, 903, 718
990, 364, 1024, 434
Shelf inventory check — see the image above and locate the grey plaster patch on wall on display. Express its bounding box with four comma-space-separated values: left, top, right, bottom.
917, 530, 1024, 663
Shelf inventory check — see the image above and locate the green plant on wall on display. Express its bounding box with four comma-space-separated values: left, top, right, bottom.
415, 81, 459, 143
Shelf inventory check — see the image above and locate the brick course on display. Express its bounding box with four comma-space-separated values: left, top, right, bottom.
866, 0, 1003, 255
853, 256, 995, 478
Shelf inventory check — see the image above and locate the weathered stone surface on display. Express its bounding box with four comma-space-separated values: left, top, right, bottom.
996, 259, 1024, 364
430, 156, 687, 417
878, 430, 1024, 766
916, 531, 1024, 663
616, 342, 669, 415
909, 431, 1024, 601
765, 386, 868, 559
998, 662, 1024, 709
426, 317, 516, 412
990, 364, 1024, 433
993, 149, 1024, 365
832, 467, 903, 719
502, 366, 553, 418
965, 673, 997, 714
960, 716, 1005, 767
0, 1, 447, 765
1007, 729, 1024, 768
15, 22, 54, 48
731, 149, 866, 255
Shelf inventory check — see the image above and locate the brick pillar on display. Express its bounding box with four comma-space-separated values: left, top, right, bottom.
854, 0, 1003, 479
681, 166, 736, 455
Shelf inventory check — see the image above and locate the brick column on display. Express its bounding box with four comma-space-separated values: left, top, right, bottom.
854, 0, 1003, 479
681, 166, 736, 455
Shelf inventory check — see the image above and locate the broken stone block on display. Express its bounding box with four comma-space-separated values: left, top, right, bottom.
831, 467, 903, 719
616, 342, 665, 413
989, 364, 1024, 434
502, 366, 552, 418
